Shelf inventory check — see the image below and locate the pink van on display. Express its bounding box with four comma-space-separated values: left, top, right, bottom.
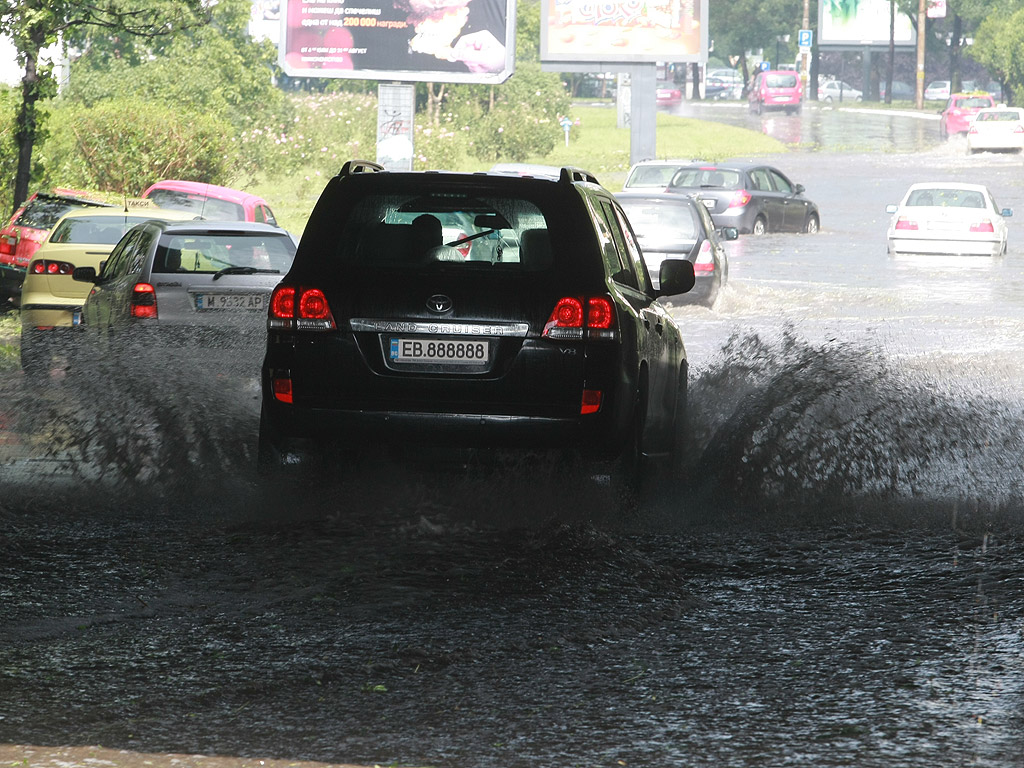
748, 70, 803, 115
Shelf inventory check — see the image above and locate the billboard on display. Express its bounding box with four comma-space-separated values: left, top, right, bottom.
280, 0, 515, 84
540, 0, 708, 64
819, 0, 916, 47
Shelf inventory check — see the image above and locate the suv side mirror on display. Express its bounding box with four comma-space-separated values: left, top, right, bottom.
658, 259, 695, 296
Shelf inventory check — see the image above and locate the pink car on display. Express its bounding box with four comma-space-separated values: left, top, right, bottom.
748, 70, 802, 115
939, 93, 996, 139
142, 180, 279, 225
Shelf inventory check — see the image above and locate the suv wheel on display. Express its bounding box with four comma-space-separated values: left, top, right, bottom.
612, 384, 667, 510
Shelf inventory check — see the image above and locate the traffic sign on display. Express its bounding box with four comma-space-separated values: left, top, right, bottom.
798, 29, 812, 48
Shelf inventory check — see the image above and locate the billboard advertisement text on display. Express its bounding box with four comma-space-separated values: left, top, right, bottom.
281, 0, 515, 83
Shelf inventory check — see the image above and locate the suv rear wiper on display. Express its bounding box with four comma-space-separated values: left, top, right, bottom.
212, 266, 281, 280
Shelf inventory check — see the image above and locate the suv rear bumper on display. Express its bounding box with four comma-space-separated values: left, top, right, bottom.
261, 398, 627, 458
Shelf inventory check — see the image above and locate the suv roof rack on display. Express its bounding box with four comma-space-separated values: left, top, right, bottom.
338, 160, 387, 177
559, 167, 600, 185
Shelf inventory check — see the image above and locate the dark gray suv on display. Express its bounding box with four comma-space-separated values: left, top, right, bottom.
258, 161, 695, 496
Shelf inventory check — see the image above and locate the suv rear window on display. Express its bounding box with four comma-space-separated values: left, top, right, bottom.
329, 192, 553, 271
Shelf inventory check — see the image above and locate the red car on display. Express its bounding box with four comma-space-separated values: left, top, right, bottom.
142, 179, 279, 225
939, 93, 996, 139
656, 80, 683, 107
0, 188, 113, 301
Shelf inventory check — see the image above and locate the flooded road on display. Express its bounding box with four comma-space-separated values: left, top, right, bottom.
3, 141, 1024, 767
670, 99, 942, 153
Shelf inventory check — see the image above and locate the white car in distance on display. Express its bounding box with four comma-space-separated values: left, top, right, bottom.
967, 107, 1024, 154
886, 182, 1012, 257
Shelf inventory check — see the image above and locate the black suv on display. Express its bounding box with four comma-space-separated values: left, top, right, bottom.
258, 161, 696, 492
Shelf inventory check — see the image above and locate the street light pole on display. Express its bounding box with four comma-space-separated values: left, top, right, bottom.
915, 0, 926, 108
801, 0, 810, 97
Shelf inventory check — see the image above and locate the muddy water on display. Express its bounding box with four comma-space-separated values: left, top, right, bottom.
3, 147, 1024, 767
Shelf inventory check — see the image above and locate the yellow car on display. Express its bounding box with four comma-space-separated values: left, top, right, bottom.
19, 202, 191, 375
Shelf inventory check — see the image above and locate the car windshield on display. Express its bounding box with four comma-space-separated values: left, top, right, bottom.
49, 215, 162, 245
669, 168, 742, 190
17, 198, 99, 230
154, 232, 295, 273
147, 189, 246, 221
618, 200, 700, 242
328, 192, 553, 271
907, 188, 986, 208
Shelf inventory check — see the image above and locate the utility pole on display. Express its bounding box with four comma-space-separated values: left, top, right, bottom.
915, 0, 926, 108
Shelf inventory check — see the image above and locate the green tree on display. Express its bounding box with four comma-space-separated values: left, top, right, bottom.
708, 0, 804, 86
0, 0, 206, 215
66, 0, 286, 136
969, 4, 1024, 105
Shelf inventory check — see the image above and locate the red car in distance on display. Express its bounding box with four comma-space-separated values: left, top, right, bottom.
0, 188, 113, 302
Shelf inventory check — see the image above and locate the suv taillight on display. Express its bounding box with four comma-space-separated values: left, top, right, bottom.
131, 282, 158, 319
543, 296, 616, 341
268, 285, 337, 331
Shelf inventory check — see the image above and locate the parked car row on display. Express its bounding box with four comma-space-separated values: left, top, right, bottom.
9, 179, 292, 377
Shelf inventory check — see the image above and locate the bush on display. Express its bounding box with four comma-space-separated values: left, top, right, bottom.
240, 92, 378, 178
414, 116, 466, 170
39, 99, 237, 195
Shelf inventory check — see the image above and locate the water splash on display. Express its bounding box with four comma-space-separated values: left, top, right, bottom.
683, 328, 1024, 522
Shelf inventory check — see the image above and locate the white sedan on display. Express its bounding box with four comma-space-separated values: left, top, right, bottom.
886, 182, 1012, 257
967, 107, 1024, 153
820, 80, 862, 103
